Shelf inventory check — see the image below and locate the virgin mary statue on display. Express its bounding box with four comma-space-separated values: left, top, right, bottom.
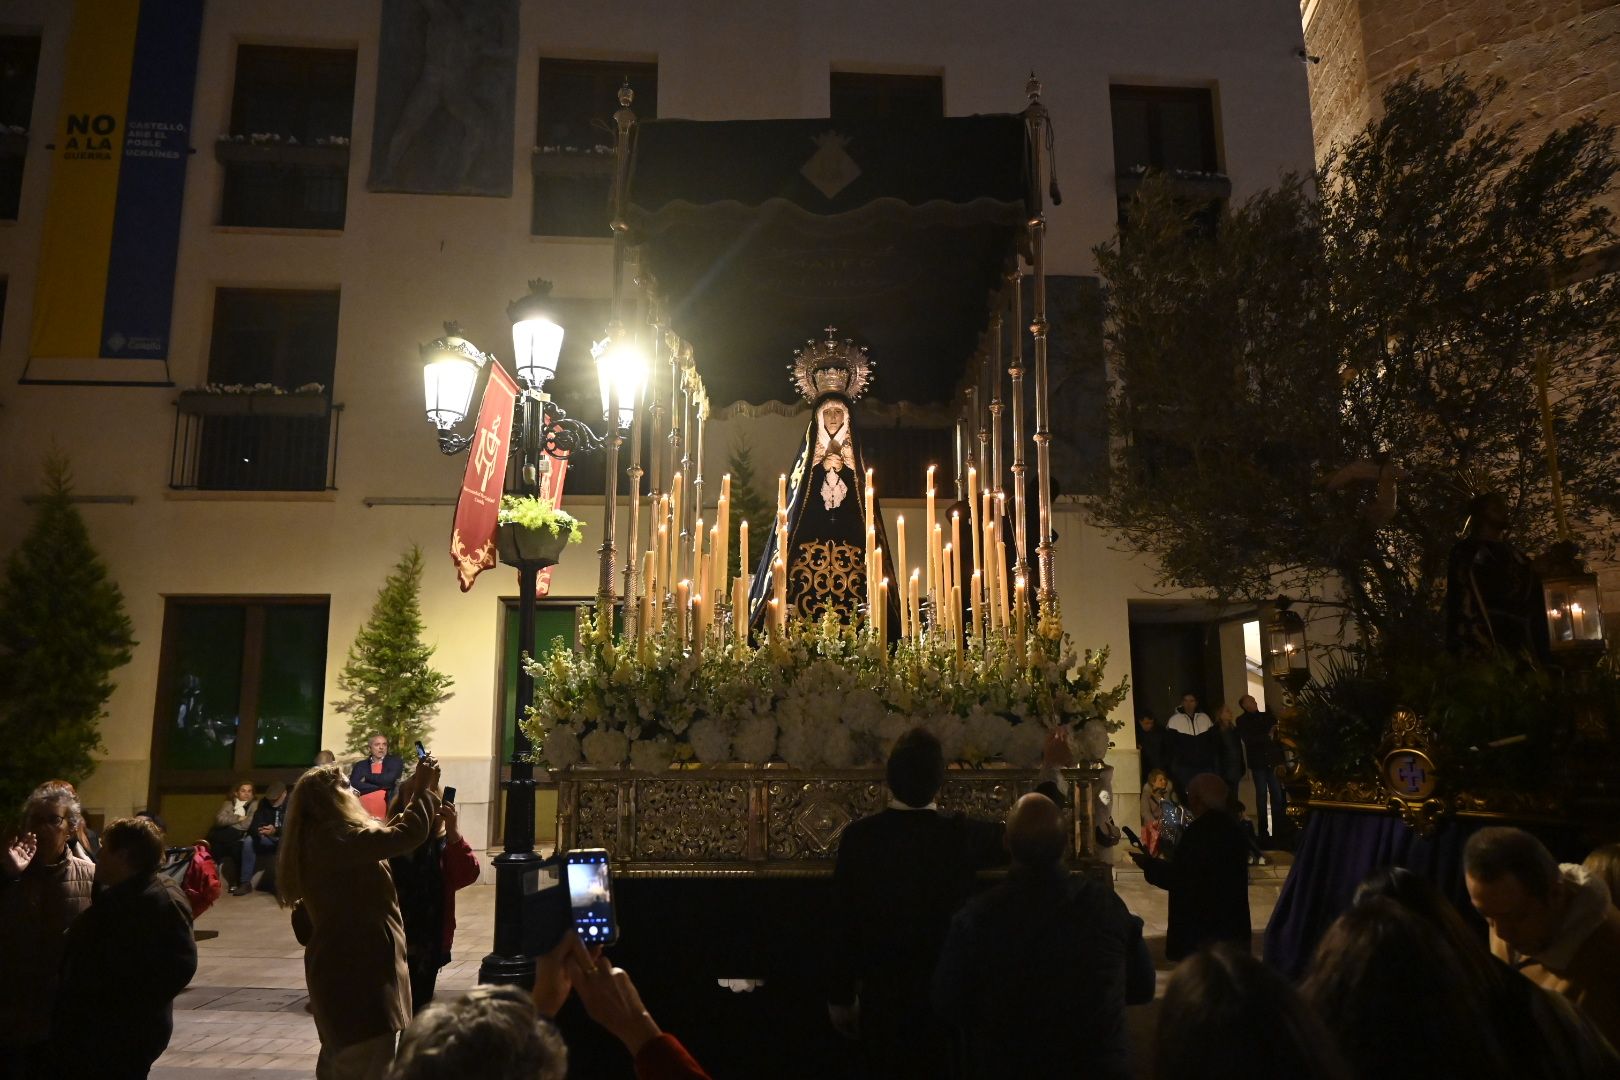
747, 328, 901, 638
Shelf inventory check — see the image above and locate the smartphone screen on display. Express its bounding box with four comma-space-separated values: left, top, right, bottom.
442, 786, 457, 805
566, 849, 619, 945
414, 741, 426, 760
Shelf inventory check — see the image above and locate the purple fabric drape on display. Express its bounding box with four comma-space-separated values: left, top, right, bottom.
1264, 808, 1585, 980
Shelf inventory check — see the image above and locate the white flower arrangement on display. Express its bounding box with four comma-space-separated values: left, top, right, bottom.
196, 382, 327, 395
522, 608, 1128, 772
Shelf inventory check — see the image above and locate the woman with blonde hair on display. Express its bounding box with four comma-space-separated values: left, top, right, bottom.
280, 757, 440, 1080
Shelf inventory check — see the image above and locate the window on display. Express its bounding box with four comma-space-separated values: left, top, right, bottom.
829, 71, 943, 122
149, 597, 329, 807
0, 35, 41, 220
172, 289, 342, 491
532, 58, 656, 238
1109, 85, 1225, 232
219, 45, 356, 229
1110, 85, 1217, 174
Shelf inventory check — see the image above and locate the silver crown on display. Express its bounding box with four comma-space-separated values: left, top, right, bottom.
788, 326, 873, 403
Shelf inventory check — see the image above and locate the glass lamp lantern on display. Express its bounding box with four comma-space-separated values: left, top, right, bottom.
508, 279, 565, 388
1265, 598, 1310, 688
420, 322, 488, 430
1540, 540, 1606, 661
593, 335, 649, 430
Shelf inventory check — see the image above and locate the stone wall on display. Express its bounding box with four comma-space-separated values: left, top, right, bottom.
1306, 0, 1620, 219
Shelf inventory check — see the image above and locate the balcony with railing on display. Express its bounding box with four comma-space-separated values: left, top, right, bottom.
170, 390, 342, 492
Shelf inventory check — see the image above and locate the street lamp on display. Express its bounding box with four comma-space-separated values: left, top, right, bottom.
421, 323, 487, 433
417, 284, 633, 987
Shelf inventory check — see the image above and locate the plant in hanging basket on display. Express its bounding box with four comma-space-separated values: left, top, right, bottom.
497, 495, 584, 567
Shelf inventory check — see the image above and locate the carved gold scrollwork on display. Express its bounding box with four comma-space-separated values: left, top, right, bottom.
765, 779, 886, 859
632, 779, 750, 861
790, 540, 865, 620
574, 781, 621, 852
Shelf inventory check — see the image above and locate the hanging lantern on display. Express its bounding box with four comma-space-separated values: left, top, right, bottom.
592, 334, 649, 430
1539, 540, 1606, 664
420, 322, 489, 430
1265, 597, 1310, 690
508, 279, 565, 389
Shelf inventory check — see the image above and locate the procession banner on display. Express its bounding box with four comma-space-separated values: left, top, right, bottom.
537, 452, 569, 597
28, 0, 204, 374
451, 362, 519, 592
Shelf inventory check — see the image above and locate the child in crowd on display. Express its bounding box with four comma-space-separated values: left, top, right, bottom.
1140, 768, 1179, 857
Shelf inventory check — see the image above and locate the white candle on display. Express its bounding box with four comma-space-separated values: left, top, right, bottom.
676, 579, 690, 650
895, 515, 908, 638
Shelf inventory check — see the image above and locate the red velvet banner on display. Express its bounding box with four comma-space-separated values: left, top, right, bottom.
450, 361, 518, 592
537, 450, 568, 597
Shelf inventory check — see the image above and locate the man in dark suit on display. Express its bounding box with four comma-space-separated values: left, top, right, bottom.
1132, 773, 1251, 960
934, 793, 1155, 1079
827, 728, 1006, 1079
350, 733, 404, 816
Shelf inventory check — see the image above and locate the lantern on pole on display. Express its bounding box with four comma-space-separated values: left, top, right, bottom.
1265, 597, 1310, 691
1539, 540, 1606, 666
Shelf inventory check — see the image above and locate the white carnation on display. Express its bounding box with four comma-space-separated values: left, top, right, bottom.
1004, 721, 1049, 768
629, 735, 677, 773
930, 712, 968, 762
777, 714, 814, 769
733, 715, 777, 764
819, 718, 856, 768
962, 709, 1012, 765
581, 729, 629, 767
687, 717, 732, 764
541, 726, 582, 770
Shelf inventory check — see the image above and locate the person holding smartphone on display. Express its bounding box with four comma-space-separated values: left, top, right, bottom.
389, 782, 480, 1012
279, 753, 441, 1078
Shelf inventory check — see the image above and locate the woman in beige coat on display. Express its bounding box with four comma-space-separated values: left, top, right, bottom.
279, 758, 439, 1080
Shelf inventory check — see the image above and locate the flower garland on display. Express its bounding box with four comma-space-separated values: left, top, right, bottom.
522, 608, 1128, 771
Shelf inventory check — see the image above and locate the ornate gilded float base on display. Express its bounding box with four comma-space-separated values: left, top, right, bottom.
553, 766, 1102, 877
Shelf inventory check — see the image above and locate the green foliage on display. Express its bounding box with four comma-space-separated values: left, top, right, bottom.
0, 453, 136, 817
497, 496, 583, 543
1295, 647, 1606, 790
1093, 72, 1620, 658
333, 546, 454, 755
725, 437, 777, 582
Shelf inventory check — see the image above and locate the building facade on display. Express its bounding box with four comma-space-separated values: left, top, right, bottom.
0, 0, 1317, 845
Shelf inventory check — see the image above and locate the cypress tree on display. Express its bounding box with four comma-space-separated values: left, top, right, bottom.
726, 437, 778, 582
0, 453, 136, 814
333, 546, 454, 755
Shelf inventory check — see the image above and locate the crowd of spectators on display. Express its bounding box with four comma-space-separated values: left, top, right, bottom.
4, 726, 1618, 1080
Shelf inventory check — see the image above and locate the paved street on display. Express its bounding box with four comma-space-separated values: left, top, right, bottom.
152, 848, 1290, 1078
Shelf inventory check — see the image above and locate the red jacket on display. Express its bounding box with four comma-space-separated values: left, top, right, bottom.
439, 835, 481, 954
635, 1034, 711, 1080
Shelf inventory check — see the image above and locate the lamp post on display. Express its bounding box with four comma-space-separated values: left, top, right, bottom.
418, 280, 645, 986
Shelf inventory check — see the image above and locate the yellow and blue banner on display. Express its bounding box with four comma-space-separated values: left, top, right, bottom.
29, 0, 204, 368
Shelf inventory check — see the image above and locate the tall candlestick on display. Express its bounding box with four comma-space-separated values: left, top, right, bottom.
997, 537, 1011, 631
669, 472, 684, 588
951, 510, 963, 629
777, 473, 787, 514
767, 597, 780, 643
878, 578, 889, 661
971, 569, 983, 644
873, 546, 883, 629
1014, 577, 1027, 669
717, 474, 731, 604
983, 502, 999, 631
909, 570, 921, 644
773, 556, 787, 630
738, 519, 749, 583
925, 467, 937, 601
968, 466, 982, 606
691, 594, 704, 664
951, 585, 964, 666
693, 515, 704, 588
638, 552, 653, 661
932, 523, 945, 623
895, 515, 908, 638
676, 579, 690, 651
733, 574, 750, 651
943, 541, 955, 635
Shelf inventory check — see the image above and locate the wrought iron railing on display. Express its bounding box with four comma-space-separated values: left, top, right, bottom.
170, 392, 342, 491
